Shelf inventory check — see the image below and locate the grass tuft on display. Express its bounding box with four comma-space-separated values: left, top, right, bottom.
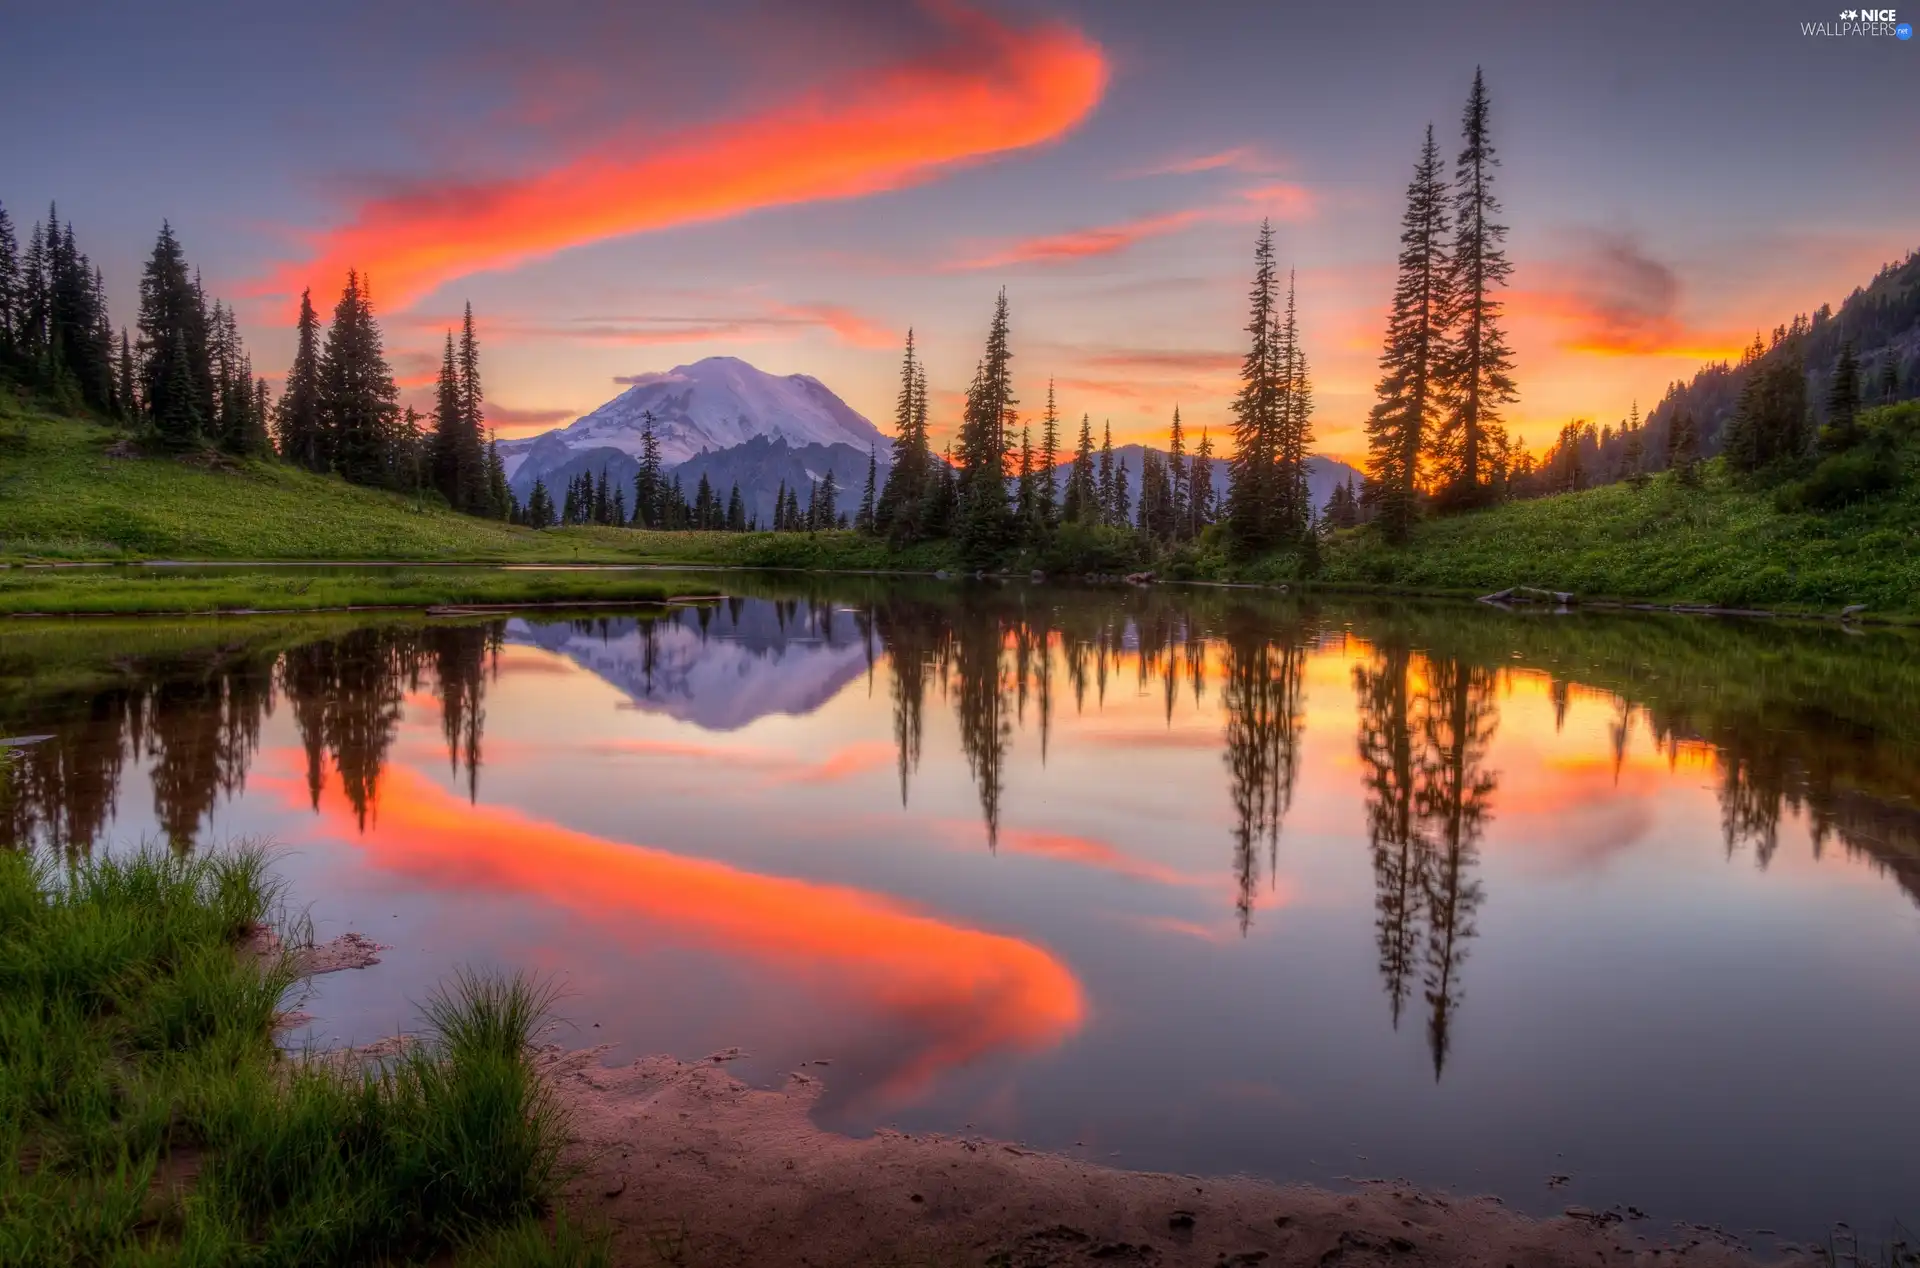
0, 844, 576, 1266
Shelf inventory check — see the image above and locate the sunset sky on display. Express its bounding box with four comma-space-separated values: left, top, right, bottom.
5, 0, 1916, 462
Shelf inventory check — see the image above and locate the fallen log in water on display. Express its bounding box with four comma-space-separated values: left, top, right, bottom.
1478, 586, 1575, 605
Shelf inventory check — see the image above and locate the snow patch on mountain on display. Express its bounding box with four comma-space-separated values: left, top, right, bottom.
498, 356, 883, 482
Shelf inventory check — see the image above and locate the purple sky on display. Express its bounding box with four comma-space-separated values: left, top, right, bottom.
3, 0, 1914, 458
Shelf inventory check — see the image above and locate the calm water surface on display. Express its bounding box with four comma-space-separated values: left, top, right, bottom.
5, 577, 1917, 1246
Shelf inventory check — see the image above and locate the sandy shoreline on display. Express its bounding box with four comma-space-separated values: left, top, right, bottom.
539, 1047, 1774, 1268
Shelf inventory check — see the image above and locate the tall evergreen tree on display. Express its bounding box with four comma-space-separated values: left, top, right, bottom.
316, 270, 400, 487
1622, 401, 1648, 489
1273, 270, 1315, 539
429, 333, 466, 504
486, 433, 510, 518
1821, 339, 1862, 453
1138, 448, 1173, 539
137, 222, 207, 447
1096, 421, 1117, 525
693, 472, 715, 528
1038, 379, 1061, 530
1166, 405, 1187, 539
954, 292, 1016, 564
875, 329, 930, 540
116, 329, 137, 422
1227, 220, 1283, 555
857, 447, 878, 533
457, 303, 491, 513
923, 443, 958, 538
527, 477, 555, 529
1667, 409, 1701, 485
1015, 421, 1036, 535
1366, 124, 1452, 541
1190, 429, 1216, 534
1063, 413, 1097, 525
276, 288, 326, 470
1433, 69, 1517, 510
727, 482, 746, 531
0, 200, 17, 367
20, 222, 48, 372
1878, 355, 1899, 405
817, 468, 839, 530
632, 410, 664, 528
1724, 353, 1809, 473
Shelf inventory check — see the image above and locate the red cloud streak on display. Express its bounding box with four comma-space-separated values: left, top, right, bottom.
266, 7, 1107, 309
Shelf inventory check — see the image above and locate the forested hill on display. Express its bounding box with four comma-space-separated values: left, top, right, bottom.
1627, 249, 1920, 467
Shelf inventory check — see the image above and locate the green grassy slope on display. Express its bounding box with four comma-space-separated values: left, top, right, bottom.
0, 391, 953, 572
1311, 460, 1920, 614
0, 392, 542, 560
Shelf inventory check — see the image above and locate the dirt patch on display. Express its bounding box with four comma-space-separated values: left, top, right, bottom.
180, 449, 242, 472
245, 926, 388, 978
543, 1050, 1767, 1268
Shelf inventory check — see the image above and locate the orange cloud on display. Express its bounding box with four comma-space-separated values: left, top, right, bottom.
1236, 182, 1316, 222
410, 302, 897, 352
291, 760, 1085, 1101
1075, 348, 1241, 376
765, 302, 899, 350
949, 182, 1314, 272
952, 209, 1209, 270
264, 6, 1107, 309
484, 402, 576, 429
1513, 230, 1745, 360
1137, 146, 1281, 177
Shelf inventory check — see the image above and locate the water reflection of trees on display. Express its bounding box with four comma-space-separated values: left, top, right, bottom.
1352, 639, 1497, 1079
1221, 610, 1305, 934
872, 589, 1307, 931
3, 623, 503, 851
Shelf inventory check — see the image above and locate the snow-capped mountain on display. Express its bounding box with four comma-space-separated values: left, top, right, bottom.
499, 356, 884, 492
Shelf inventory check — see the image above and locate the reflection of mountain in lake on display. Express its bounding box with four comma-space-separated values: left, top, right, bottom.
507, 602, 871, 732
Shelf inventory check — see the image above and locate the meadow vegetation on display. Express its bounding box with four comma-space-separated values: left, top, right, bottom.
0, 845, 605, 1267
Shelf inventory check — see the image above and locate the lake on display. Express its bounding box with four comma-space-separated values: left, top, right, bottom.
4, 575, 1916, 1249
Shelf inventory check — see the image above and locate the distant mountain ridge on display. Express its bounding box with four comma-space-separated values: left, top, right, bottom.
1625, 248, 1920, 466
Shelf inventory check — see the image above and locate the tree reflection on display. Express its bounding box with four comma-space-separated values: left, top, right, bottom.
1354, 641, 1496, 1079
951, 602, 1012, 848
2, 622, 503, 852
1220, 609, 1305, 935
1354, 638, 1424, 1028
875, 601, 942, 809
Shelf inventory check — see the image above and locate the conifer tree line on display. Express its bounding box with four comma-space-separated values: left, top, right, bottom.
0, 203, 272, 454
868, 310, 1219, 568
0, 200, 525, 520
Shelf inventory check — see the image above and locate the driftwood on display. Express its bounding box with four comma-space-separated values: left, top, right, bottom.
1478, 586, 1575, 606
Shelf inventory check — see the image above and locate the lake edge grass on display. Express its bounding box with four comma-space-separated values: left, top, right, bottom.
0, 844, 608, 1267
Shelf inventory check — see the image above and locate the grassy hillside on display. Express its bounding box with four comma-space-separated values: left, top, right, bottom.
7, 387, 1915, 615
1309, 456, 1920, 615
0, 390, 953, 573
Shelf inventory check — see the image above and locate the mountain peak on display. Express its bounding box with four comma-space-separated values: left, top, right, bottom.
499, 356, 883, 479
